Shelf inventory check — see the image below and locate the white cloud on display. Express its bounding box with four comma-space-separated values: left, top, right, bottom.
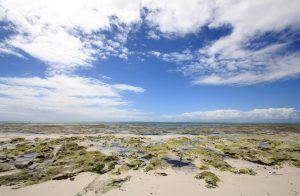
181, 1, 300, 85
0, 43, 24, 58
144, 0, 214, 36
113, 84, 145, 93
0, 75, 145, 122
146, 30, 160, 40
162, 108, 299, 122
162, 49, 194, 64
143, 0, 300, 85
0, 0, 142, 71
190, 0, 300, 85
148, 51, 161, 57
2, 0, 299, 84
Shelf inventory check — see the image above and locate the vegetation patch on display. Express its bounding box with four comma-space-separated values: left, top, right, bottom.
195, 171, 220, 188
236, 168, 256, 175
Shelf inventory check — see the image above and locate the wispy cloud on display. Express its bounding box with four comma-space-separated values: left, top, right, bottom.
0, 75, 145, 122
145, 0, 300, 85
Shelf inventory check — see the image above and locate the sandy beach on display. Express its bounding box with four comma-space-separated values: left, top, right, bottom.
0, 124, 300, 196
1, 0, 300, 195
1, 164, 299, 196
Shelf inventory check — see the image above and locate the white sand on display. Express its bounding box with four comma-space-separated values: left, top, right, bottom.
105, 166, 300, 196
0, 172, 97, 196
1, 162, 299, 196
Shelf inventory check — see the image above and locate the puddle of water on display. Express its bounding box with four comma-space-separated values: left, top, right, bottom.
0, 169, 21, 177
43, 144, 61, 164
80, 140, 135, 155
10, 153, 37, 168
258, 142, 270, 150
0, 143, 16, 150
162, 157, 194, 168
137, 151, 152, 161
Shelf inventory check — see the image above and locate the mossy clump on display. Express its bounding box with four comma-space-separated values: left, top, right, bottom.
140, 145, 169, 158
101, 176, 131, 193
165, 137, 191, 148
195, 171, 220, 188
216, 136, 300, 168
201, 158, 233, 171
126, 159, 143, 170
123, 137, 145, 147
9, 138, 26, 143
0, 163, 15, 172
237, 168, 256, 175
108, 162, 116, 171
198, 164, 209, 170
144, 157, 168, 172
92, 163, 105, 174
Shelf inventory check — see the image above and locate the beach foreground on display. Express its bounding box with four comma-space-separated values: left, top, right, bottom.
0, 124, 299, 196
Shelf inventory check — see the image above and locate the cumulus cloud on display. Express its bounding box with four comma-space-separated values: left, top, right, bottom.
1, 0, 300, 84
0, 75, 145, 122
161, 108, 299, 122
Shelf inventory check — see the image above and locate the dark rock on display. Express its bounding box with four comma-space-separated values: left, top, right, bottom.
155, 172, 168, 176
52, 173, 76, 180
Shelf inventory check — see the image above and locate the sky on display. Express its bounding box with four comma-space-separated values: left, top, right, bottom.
0, 0, 300, 122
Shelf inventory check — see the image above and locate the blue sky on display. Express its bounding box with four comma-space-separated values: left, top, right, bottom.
0, 0, 300, 122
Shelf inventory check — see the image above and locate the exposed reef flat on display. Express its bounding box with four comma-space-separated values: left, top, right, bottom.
1, 123, 300, 135
0, 123, 300, 195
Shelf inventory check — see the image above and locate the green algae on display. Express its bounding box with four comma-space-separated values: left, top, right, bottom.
0, 139, 117, 187
75, 175, 131, 196
0, 163, 15, 172
9, 138, 26, 143
144, 157, 168, 172
198, 164, 209, 170
101, 176, 131, 193
237, 168, 256, 175
92, 163, 105, 174
1, 133, 300, 189
195, 171, 220, 188
215, 136, 300, 167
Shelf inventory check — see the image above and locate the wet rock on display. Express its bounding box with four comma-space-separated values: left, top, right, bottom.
155, 172, 168, 176
75, 175, 131, 196
14, 160, 33, 169
258, 142, 270, 150
52, 173, 76, 180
